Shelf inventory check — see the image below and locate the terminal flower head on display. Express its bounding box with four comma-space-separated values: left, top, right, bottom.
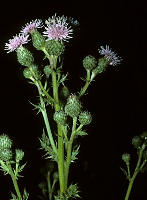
21, 19, 43, 35
4, 34, 29, 53
43, 14, 73, 42
98, 45, 122, 66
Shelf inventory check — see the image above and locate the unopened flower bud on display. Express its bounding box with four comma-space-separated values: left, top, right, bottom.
60, 86, 70, 99
17, 46, 34, 67
45, 160, 55, 172
53, 171, 59, 180
23, 68, 32, 79
65, 94, 82, 118
44, 65, 53, 77
45, 40, 65, 56
132, 136, 142, 148
90, 58, 109, 81
79, 111, 92, 125
83, 55, 97, 70
0, 148, 13, 161
15, 149, 24, 162
31, 30, 45, 50
122, 153, 130, 164
38, 181, 47, 189
0, 134, 12, 149
53, 110, 67, 125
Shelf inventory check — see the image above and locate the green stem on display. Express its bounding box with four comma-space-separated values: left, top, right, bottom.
51, 56, 65, 196
35, 82, 57, 155
65, 117, 77, 190
7, 162, 21, 199
125, 144, 146, 200
126, 163, 131, 179
41, 100, 57, 155
46, 171, 52, 200
79, 69, 91, 98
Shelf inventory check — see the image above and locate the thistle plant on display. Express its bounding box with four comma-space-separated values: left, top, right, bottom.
3, 13, 122, 199
121, 132, 147, 200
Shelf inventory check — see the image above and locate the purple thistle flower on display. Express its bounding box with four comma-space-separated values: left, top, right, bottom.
21, 19, 43, 35
98, 45, 122, 66
43, 14, 73, 42
4, 34, 29, 53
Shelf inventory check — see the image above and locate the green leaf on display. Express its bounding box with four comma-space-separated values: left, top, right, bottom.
120, 167, 129, 179
76, 131, 88, 137
29, 101, 43, 114
71, 145, 80, 163
0, 160, 9, 175
39, 130, 57, 162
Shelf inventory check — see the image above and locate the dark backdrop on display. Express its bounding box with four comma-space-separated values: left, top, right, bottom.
0, 1, 147, 199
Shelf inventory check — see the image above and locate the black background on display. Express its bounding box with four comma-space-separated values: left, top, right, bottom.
0, 0, 147, 199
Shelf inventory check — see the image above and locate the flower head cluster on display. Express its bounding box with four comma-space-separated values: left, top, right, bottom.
21, 19, 43, 35
98, 45, 122, 66
43, 14, 73, 42
4, 34, 29, 53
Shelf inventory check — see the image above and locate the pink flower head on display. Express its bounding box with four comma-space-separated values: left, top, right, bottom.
43, 14, 73, 42
98, 45, 122, 66
4, 34, 29, 53
21, 19, 43, 35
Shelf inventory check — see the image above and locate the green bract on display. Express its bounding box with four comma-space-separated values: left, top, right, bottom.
31, 30, 45, 50
65, 95, 82, 118
53, 110, 67, 125
17, 46, 34, 67
83, 55, 97, 70
0, 134, 12, 149
45, 40, 65, 56
79, 111, 92, 125
122, 153, 130, 163
132, 136, 142, 148
15, 149, 24, 162
0, 148, 13, 161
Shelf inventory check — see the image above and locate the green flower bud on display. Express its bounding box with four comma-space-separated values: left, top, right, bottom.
90, 58, 109, 81
53, 110, 67, 125
65, 94, 82, 118
15, 149, 24, 162
60, 86, 70, 99
53, 171, 59, 180
0, 148, 13, 161
31, 30, 45, 50
45, 160, 55, 172
38, 181, 47, 189
132, 136, 142, 148
0, 134, 12, 149
83, 55, 97, 70
23, 68, 33, 79
79, 111, 92, 125
122, 153, 130, 164
17, 46, 34, 67
45, 40, 65, 56
43, 65, 53, 77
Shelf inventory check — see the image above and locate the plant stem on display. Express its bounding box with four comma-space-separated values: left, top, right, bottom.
124, 144, 146, 200
36, 82, 57, 155
41, 103, 57, 154
7, 162, 21, 199
79, 69, 91, 98
51, 56, 65, 196
46, 171, 52, 200
65, 117, 77, 190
